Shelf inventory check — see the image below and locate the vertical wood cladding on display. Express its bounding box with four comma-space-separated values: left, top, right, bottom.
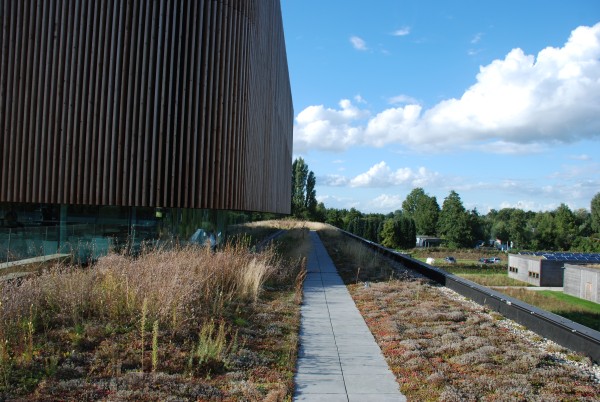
0, 0, 293, 213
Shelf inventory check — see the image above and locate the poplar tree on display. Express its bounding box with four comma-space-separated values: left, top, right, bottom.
592, 192, 600, 233
291, 157, 317, 219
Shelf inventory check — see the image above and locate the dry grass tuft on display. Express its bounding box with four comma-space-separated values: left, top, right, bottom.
1, 243, 279, 333
0, 231, 305, 400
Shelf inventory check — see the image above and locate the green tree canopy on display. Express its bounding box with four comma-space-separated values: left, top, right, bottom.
380, 214, 416, 249
507, 208, 529, 249
592, 192, 600, 233
402, 187, 440, 235
437, 190, 474, 248
291, 158, 317, 219
490, 208, 530, 249
574, 208, 592, 237
305, 171, 317, 215
553, 204, 577, 250
530, 211, 555, 251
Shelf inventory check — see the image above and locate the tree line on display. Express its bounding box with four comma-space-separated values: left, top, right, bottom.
290, 158, 600, 252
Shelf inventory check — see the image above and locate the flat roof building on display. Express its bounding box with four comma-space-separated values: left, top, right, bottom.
416, 236, 443, 248
508, 254, 563, 287
564, 264, 600, 304
508, 252, 600, 288
0, 0, 292, 262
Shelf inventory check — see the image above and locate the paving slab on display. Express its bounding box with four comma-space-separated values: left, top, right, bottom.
294, 231, 406, 402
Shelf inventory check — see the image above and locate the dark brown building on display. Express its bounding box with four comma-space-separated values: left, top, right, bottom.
0, 0, 293, 261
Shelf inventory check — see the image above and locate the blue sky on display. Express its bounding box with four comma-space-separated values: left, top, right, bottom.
281, 0, 600, 214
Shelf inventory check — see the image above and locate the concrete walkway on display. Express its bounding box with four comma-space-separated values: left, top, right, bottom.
294, 231, 406, 402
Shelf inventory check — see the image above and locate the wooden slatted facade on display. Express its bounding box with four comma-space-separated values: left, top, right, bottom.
0, 0, 293, 214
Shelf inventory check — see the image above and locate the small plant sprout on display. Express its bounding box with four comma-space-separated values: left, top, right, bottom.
140, 297, 148, 372
152, 320, 159, 373
24, 304, 35, 365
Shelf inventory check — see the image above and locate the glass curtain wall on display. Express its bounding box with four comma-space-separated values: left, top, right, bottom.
0, 203, 252, 264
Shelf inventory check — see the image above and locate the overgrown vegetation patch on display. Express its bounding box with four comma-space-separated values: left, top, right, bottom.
0, 229, 307, 401
319, 227, 600, 401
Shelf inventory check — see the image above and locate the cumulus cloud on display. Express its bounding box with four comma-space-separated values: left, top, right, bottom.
349, 161, 440, 188
388, 94, 419, 105
369, 194, 404, 211
350, 36, 368, 50
354, 94, 367, 104
294, 99, 369, 152
293, 23, 600, 153
392, 27, 411, 36
317, 161, 441, 189
321, 174, 349, 187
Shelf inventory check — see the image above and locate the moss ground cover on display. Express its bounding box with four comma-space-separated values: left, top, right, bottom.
318, 227, 600, 401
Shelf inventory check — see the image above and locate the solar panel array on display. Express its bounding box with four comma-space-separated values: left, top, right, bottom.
518, 252, 600, 262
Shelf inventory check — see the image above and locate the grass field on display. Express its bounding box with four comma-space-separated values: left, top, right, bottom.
437, 263, 529, 287
455, 273, 529, 287
498, 288, 600, 331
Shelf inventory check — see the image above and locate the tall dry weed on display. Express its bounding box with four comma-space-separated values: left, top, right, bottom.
0, 241, 284, 359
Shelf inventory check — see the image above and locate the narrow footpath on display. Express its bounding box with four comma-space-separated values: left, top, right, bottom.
294, 231, 407, 402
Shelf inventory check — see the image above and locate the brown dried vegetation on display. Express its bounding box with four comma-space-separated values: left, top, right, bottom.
319, 227, 600, 401
0, 229, 307, 401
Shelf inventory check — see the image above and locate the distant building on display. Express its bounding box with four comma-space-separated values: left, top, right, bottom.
564, 264, 600, 304
416, 236, 443, 248
0, 0, 293, 262
508, 252, 600, 288
508, 254, 563, 287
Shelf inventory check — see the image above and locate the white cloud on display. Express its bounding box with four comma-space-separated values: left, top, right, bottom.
465, 141, 547, 155
392, 27, 411, 36
458, 174, 600, 212
294, 99, 369, 153
350, 36, 368, 50
349, 161, 440, 188
471, 32, 484, 44
569, 154, 591, 161
369, 194, 404, 211
316, 194, 360, 209
316, 161, 441, 189
321, 174, 349, 187
548, 162, 599, 179
354, 94, 367, 104
499, 200, 559, 212
294, 23, 600, 153
388, 94, 419, 105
